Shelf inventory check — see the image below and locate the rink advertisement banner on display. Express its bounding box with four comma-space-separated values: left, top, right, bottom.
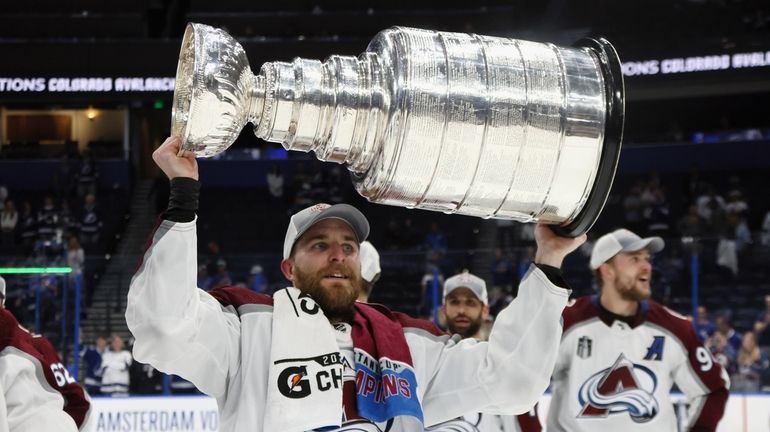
87, 393, 770, 432
89, 396, 219, 432
0, 77, 176, 93
621, 50, 770, 76
0, 51, 768, 95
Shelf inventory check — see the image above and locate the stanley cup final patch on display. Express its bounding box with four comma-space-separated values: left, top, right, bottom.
577, 336, 593, 359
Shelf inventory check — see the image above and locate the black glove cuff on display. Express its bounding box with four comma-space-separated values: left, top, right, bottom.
162, 177, 200, 223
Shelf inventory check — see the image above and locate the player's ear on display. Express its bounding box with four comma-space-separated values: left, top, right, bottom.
598, 262, 613, 280
482, 304, 490, 320
280, 259, 295, 283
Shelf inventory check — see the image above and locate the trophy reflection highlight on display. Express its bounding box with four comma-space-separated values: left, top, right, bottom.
171, 23, 625, 236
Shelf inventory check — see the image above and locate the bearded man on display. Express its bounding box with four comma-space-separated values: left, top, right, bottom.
127, 136, 586, 432
537, 229, 729, 432
430, 271, 542, 432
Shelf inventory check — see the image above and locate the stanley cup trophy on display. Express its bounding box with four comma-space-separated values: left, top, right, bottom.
172, 23, 625, 236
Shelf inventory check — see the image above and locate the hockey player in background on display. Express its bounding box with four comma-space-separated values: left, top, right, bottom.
429, 271, 542, 432
0, 275, 92, 431
534, 228, 729, 432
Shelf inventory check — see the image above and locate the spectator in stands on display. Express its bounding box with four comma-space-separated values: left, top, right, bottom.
716, 314, 742, 352
358, 241, 381, 302
640, 178, 671, 237
248, 265, 268, 294
59, 200, 76, 236
731, 331, 768, 392
266, 164, 284, 204
37, 275, 61, 332
731, 213, 752, 254
426, 222, 448, 255
725, 190, 749, 216
81, 334, 107, 395
36, 195, 60, 242
1, 199, 18, 246
695, 305, 716, 342
78, 193, 102, 252
754, 295, 770, 346
204, 240, 225, 275
622, 182, 645, 233
75, 150, 99, 198
677, 204, 705, 239
100, 334, 132, 396
706, 330, 737, 373
66, 236, 85, 279
697, 186, 728, 237
210, 258, 233, 290
197, 264, 213, 291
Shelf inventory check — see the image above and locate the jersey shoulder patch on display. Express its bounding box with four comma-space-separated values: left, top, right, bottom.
209, 286, 274, 308
562, 296, 599, 333
645, 301, 697, 343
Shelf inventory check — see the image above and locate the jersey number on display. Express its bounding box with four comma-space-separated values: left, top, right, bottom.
51, 363, 76, 387
695, 347, 713, 372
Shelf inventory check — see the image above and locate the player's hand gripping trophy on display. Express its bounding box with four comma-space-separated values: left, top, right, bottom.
171, 24, 625, 236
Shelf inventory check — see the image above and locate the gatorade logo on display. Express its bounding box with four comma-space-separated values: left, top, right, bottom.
277, 366, 311, 399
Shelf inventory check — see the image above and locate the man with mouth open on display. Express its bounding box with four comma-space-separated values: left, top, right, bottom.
537, 228, 730, 432
127, 136, 586, 432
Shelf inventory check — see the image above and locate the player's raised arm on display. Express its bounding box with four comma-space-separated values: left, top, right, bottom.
125, 136, 241, 398
417, 224, 583, 425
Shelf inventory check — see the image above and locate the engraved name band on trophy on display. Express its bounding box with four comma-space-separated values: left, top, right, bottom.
171, 23, 625, 236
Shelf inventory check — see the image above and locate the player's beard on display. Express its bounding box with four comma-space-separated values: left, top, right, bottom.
293, 265, 361, 322
614, 272, 652, 302
447, 314, 483, 339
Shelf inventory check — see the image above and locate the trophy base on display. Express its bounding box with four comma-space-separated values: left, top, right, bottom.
554, 37, 625, 238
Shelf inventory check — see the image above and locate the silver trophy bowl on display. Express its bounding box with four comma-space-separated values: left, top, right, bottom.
171, 23, 625, 236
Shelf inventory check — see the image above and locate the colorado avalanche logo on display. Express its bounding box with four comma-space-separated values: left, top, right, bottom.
577, 353, 659, 423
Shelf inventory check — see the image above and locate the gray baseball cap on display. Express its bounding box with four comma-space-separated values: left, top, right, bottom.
589, 228, 665, 270
359, 241, 381, 283
443, 271, 488, 305
283, 203, 370, 259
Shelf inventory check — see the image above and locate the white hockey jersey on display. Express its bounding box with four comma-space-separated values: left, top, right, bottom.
428, 406, 541, 432
126, 218, 570, 432
0, 308, 91, 432
544, 296, 729, 432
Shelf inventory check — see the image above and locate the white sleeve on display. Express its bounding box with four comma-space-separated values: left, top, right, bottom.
0, 379, 8, 432
417, 265, 569, 426
125, 219, 241, 398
